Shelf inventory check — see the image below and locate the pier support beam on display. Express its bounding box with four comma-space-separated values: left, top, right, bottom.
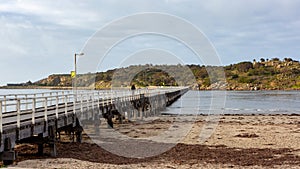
1, 138, 15, 165
75, 118, 83, 143
37, 133, 44, 156
48, 126, 57, 157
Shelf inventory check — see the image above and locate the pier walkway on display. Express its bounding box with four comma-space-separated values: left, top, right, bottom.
0, 87, 189, 164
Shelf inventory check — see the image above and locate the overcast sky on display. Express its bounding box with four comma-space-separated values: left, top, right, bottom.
0, 0, 300, 85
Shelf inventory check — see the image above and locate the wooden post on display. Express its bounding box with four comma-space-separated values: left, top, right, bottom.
32, 98, 36, 125
87, 94, 90, 112
0, 101, 3, 133
106, 92, 109, 105
73, 94, 76, 115
25, 94, 28, 110
62, 91, 65, 103
3, 96, 6, 112
128, 96, 132, 120
65, 95, 68, 116
55, 96, 59, 119
44, 97, 48, 122
37, 133, 44, 155
92, 93, 95, 110
42, 93, 45, 107
132, 97, 136, 120
80, 94, 83, 113
48, 126, 57, 157
97, 91, 100, 109
50, 93, 52, 105
140, 94, 144, 120
102, 93, 105, 107
17, 99, 21, 128
124, 96, 128, 120
110, 91, 113, 105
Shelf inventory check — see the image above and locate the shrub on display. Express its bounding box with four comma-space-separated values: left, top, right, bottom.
238, 76, 254, 83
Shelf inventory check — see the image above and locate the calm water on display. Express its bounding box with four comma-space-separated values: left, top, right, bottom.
0, 89, 299, 115
0, 89, 54, 95
166, 90, 300, 115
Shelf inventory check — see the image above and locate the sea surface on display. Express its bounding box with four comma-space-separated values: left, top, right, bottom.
165, 90, 300, 115
0, 89, 299, 115
0, 89, 57, 95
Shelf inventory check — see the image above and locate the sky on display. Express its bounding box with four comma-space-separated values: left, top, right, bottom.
0, 0, 300, 85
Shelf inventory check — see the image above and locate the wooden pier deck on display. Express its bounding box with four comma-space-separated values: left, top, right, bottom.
0, 87, 189, 164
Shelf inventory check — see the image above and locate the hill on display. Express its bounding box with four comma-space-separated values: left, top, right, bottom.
29, 58, 300, 90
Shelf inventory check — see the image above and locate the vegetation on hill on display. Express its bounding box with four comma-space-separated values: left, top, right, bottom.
31, 58, 300, 90
224, 58, 300, 90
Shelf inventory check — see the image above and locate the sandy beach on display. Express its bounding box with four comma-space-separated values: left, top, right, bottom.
9, 114, 300, 169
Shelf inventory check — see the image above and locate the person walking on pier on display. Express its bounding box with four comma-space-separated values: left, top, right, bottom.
131, 84, 136, 95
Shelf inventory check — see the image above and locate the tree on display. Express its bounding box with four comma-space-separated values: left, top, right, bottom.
284, 58, 293, 62
272, 58, 280, 62
25, 80, 32, 86
235, 62, 253, 72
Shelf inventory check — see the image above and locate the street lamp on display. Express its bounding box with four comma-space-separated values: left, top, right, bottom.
74, 53, 84, 99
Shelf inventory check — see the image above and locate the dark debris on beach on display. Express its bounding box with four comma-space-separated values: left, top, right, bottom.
14, 141, 300, 167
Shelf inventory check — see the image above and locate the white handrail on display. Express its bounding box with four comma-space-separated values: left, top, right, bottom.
0, 101, 2, 133
0, 87, 189, 113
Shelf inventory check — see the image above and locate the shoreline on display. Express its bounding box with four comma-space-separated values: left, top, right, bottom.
161, 113, 300, 116
9, 114, 300, 169
1, 85, 300, 91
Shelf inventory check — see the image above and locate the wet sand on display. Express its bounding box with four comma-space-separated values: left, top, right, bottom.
10, 114, 300, 169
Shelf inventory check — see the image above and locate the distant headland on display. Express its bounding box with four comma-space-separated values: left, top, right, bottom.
2, 58, 300, 90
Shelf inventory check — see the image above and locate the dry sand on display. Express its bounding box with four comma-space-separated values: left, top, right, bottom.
8, 114, 300, 169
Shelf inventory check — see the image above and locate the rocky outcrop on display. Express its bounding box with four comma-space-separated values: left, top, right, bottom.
34, 74, 72, 86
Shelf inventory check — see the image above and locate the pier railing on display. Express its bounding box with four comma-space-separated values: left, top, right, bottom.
0, 87, 187, 132
0, 86, 189, 164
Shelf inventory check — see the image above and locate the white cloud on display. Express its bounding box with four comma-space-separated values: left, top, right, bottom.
0, 0, 106, 29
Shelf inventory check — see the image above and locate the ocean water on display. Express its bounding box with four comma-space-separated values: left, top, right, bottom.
0, 89, 299, 115
165, 90, 300, 115
0, 89, 54, 95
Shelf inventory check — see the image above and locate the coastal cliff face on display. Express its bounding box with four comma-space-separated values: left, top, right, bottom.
32, 58, 300, 90
35, 74, 72, 87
